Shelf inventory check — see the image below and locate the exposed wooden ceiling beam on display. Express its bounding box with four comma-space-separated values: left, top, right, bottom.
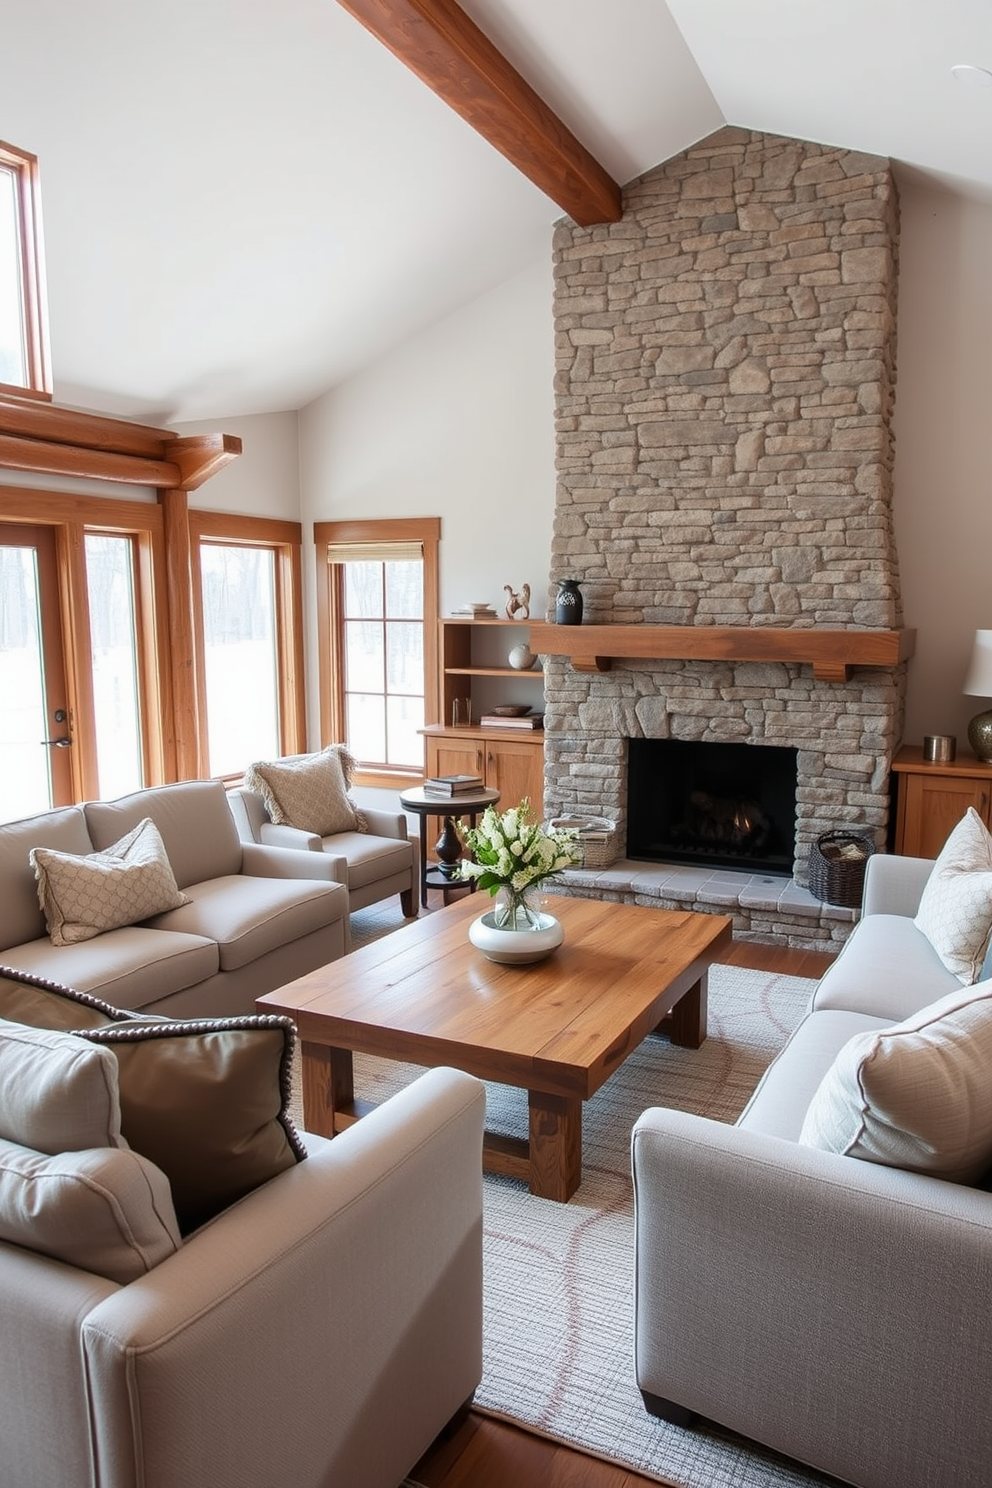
335, 0, 622, 225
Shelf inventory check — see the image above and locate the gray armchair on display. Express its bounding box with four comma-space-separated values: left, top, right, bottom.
229, 784, 416, 920
1, 1065, 484, 1488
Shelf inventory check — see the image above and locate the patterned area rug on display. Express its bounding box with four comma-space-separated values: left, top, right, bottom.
307, 907, 839, 1487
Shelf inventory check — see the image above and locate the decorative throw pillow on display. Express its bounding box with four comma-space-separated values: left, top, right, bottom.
30, 817, 191, 947
0, 1020, 124, 1153
72, 1015, 307, 1233
0, 968, 306, 1233
0, 965, 127, 1032
913, 807, 992, 982
245, 745, 367, 837
798, 982, 992, 1182
0, 1137, 181, 1284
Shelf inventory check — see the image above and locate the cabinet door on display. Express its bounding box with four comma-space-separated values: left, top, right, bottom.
899, 774, 992, 858
426, 736, 484, 782
485, 738, 544, 814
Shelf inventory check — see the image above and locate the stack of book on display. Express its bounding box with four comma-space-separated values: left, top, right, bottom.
423, 773, 484, 797
478, 713, 544, 730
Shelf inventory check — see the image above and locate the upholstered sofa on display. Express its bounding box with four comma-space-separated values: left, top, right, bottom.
0, 972, 486, 1488
633, 834, 992, 1488
0, 780, 349, 1019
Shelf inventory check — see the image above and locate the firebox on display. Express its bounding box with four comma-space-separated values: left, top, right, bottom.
626, 738, 798, 875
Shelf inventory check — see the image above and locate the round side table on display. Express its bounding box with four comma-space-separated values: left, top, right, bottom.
399, 786, 500, 909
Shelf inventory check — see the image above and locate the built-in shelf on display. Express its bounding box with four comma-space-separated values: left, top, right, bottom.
529, 623, 916, 684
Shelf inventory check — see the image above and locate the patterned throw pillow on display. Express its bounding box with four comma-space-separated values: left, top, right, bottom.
245, 744, 367, 837
913, 808, 992, 982
30, 817, 191, 947
799, 982, 992, 1182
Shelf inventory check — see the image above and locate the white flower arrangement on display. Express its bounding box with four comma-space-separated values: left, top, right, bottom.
458, 801, 582, 901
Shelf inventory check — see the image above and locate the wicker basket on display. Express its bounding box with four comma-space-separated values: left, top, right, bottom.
548, 816, 621, 870
808, 830, 875, 908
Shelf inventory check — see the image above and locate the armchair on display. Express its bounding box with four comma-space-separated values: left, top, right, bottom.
229, 785, 416, 920
1, 1064, 485, 1488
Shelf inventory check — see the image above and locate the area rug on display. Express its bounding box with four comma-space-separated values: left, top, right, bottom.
295, 917, 839, 1487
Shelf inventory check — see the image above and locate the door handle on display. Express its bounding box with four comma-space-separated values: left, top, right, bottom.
41, 737, 72, 748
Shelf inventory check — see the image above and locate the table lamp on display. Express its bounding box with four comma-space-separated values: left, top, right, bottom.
963, 629, 992, 761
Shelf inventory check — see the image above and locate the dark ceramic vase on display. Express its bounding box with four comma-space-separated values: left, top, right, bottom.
555, 579, 584, 626
434, 816, 462, 878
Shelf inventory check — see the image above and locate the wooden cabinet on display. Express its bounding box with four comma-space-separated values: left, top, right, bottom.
422, 724, 545, 815
892, 745, 992, 857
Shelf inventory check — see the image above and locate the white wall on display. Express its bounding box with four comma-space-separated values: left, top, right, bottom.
298, 255, 556, 742
891, 182, 992, 750
176, 411, 301, 519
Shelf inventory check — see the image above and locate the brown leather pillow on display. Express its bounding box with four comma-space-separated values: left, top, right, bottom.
71, 1016, 306, 1234
0, 967, 306, 1234
0, 965, 126, 1031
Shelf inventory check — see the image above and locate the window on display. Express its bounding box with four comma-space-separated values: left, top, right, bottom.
315, 519, 439, 784
85, 533, 144, 798
0, 525, 71, 818
0, 140, 50, 400
189, 511, 306, 779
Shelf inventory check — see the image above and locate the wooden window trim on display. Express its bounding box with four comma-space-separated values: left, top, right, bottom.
188, 510, 306, 776
0, 140, 51, 402
314, 516, 440, 788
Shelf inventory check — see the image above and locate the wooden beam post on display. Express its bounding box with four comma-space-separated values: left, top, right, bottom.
335, 0, 622, 225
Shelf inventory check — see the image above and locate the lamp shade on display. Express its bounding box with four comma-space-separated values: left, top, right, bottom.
963, 630, 992, 697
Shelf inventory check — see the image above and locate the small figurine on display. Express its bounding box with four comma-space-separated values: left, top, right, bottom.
504, 582, 531, 621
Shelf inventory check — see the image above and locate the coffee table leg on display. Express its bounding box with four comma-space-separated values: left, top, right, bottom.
301, 1041, 354, 1138
668, 971, 708, 1049
528, 1090, 582, 1201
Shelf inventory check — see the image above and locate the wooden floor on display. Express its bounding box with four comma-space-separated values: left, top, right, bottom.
411, 933, 834, 1488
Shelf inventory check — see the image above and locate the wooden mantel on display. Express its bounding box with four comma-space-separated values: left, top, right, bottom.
529, 623, 916, 684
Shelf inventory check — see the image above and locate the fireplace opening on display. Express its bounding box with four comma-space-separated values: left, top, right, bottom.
626, 738, 798, 875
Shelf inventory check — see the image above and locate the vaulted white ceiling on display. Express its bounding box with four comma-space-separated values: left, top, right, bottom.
3, 0, 991, 423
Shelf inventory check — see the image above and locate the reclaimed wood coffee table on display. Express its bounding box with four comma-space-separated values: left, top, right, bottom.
258, 894, 732, 1202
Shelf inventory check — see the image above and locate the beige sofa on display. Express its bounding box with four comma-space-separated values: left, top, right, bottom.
632, 850, 992, 1488
0, 780, 349, 1019
0, 1051, 486, 1488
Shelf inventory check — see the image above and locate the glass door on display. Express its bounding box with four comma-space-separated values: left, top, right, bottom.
0, 524, 73, 821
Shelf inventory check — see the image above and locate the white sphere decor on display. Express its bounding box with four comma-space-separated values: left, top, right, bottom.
507, 644, 537, 670
468, 910, 564, 965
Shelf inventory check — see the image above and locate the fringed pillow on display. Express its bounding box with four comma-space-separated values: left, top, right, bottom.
244, 745, 367, 837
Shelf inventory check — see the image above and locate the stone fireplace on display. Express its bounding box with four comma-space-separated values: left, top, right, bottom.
540, 127, 908, 946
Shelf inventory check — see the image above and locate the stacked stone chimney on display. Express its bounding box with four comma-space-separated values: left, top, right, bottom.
544, 127, 905, 883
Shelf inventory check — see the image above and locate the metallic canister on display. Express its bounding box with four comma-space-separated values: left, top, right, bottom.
923, 734, 956, 763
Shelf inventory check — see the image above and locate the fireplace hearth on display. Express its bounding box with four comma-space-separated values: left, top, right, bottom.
626, 739, 798, 876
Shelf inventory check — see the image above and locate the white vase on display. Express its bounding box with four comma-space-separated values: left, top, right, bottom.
468, 911, 563, 965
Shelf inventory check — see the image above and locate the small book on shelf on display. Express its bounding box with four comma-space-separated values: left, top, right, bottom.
423, 773, 484, 795
478, 713, 544, 730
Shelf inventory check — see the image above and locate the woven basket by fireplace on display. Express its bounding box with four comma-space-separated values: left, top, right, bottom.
547, 816, 620, 870
808, 829, 876, 908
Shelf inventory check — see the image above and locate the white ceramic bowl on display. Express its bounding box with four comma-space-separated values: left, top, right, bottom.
468, 910, 563, 964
